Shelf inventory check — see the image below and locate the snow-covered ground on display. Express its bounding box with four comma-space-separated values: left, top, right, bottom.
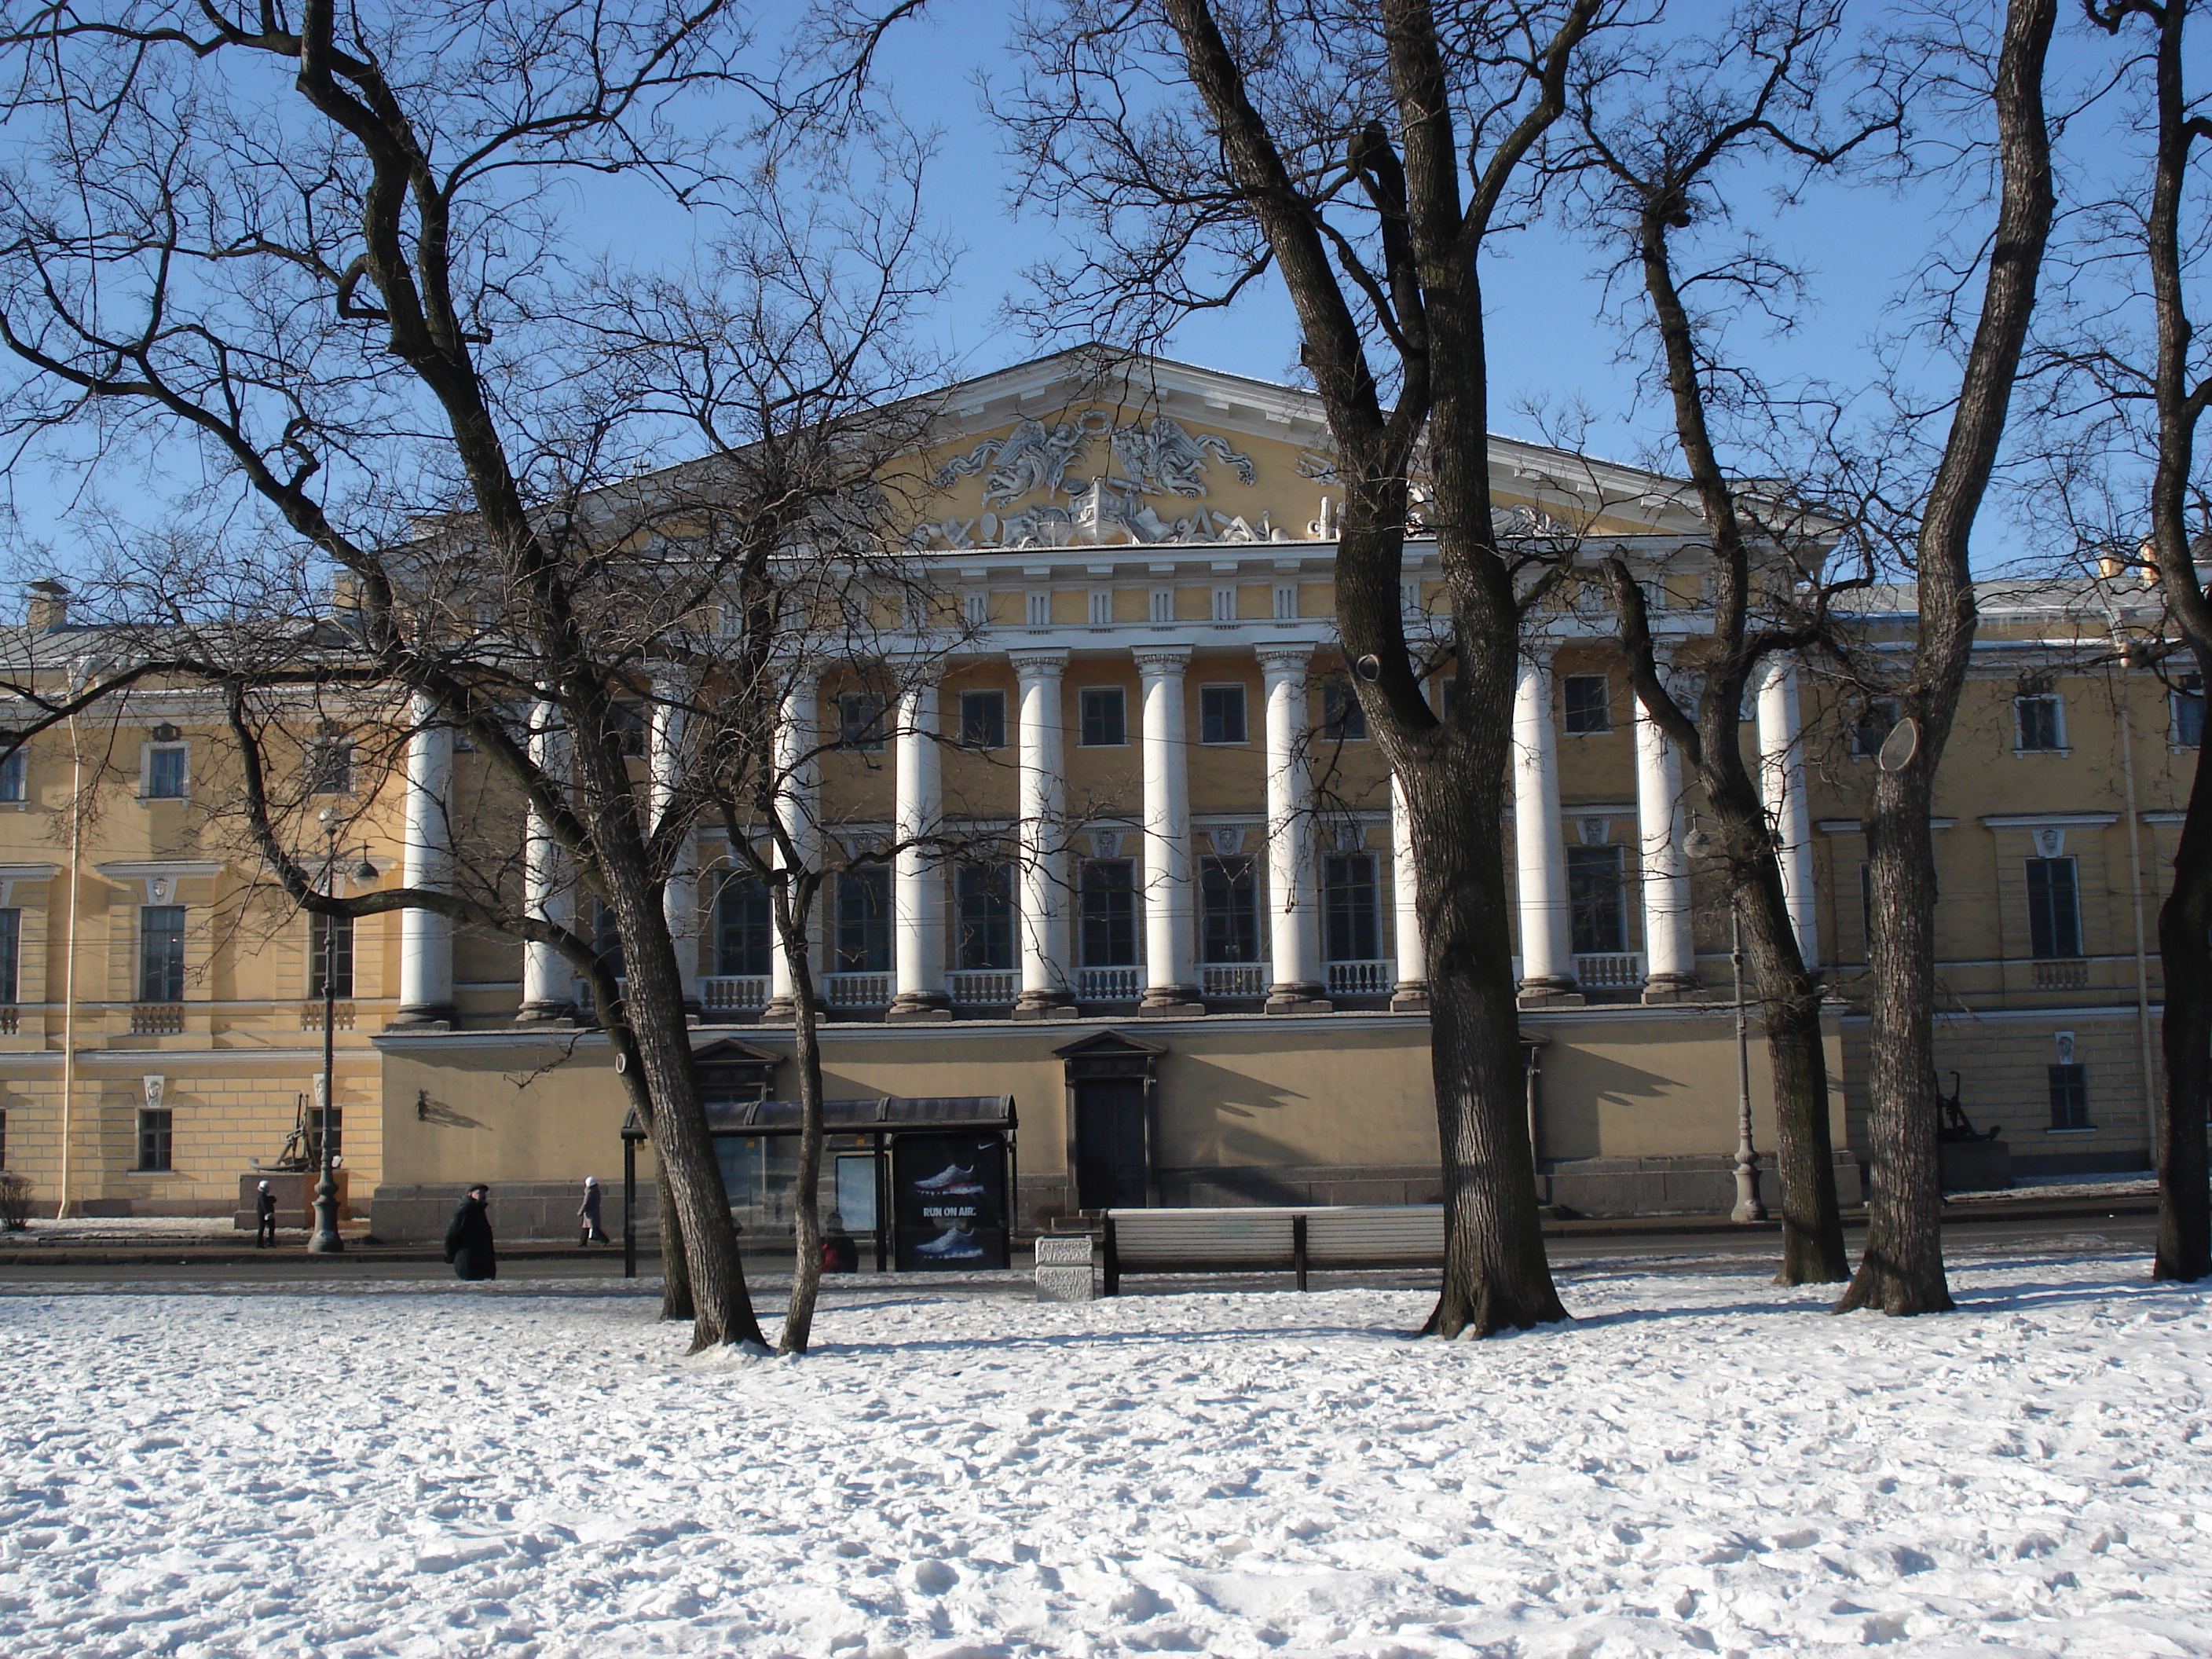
3, 1251, 2208, 1657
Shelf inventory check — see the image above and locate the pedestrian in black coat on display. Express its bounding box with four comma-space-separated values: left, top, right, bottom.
445, 1184, 497, 1281
254, 1181, 278, 1248
577, 1176, 607, 1246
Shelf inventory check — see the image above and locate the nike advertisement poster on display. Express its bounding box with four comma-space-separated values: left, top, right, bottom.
892, 1133, 1009, 1271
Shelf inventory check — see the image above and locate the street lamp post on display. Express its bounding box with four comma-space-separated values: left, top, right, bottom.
309, 809, 346, 1254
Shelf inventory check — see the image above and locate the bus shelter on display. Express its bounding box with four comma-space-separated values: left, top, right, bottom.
620, 1094, 1017, 1276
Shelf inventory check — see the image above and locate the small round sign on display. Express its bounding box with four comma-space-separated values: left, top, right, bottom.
1877, 716, 1920, 774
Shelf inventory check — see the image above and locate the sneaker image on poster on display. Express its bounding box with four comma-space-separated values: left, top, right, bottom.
913, 1163, 986, 1196
914, 1224, 985, 1259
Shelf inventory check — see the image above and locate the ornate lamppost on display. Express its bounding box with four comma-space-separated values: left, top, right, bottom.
309, 808, 377, 1254
1686, 819, 1765, 1224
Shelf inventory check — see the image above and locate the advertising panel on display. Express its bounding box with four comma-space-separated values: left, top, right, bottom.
892, 1133, 1009, 1271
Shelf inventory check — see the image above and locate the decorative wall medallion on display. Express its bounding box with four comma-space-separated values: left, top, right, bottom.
2034, 826, 2066, 859
1335, 822, 1366, 852
1210, 826, 1245, 856
142, 1075, 164, 1110
2054, 1031, 2075, 1066
1091, 830, 1122, 859
1578, 817, 1610, 846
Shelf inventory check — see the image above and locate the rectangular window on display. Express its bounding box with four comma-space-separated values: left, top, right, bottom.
0, 908, 18, 1004
1855, 697, 1902, 758
1199, 684, 1247, 745
1567, 844, 1626, 954
1079, 685, 1126, 747
136, 1108, 173, 1173
838, 691, 888, 752
2016, 694, 2064, 753
2048, 1064, 2091, 1131
2027, 857, 2082, 958
713, 873, 771, 977
1320, 680, 1368, 742
0, 747, 24, 802
145, 745, 188, 800
834, 866, 892, 972
1079, 860, 1138, 967
1563, 675, 1611, 734
1199, 855, 1260, 964
307, 912, 354, 999
2175, 673, 2204, 748
309, 727, 354, 794
1321, 853, 1379, 963
138, 906, 186, 1003
955, 862, 1016, 971
959, 689, 1006, 750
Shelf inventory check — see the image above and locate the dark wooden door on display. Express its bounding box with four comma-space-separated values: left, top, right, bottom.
1073, 1077, 1150, 1211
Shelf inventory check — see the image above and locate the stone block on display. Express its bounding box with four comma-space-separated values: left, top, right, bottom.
1035, 1232, 1096, 1302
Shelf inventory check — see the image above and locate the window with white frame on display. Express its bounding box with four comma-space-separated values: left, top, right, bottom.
1320, 853, 1379, 962
1567, 845, 1626, 954
1079, 859, 1138, 967
2049, 1060, 2091, 1130
1211, 586, 1236, 621
1079, 685, 1127, 747
308, 724, 354, 794
143, 727, 189, 799
2026, 856, 2082, 958
954, 862, 1016, 971
2015, 691, 2065, 753
307, 911, 355, 999
1563, 675, 1611, 735
1025, 591, 1051, 626
2174, 672, 2204, 748
0, 746, 22, 801
1199, 684, 1247, 745
837, 690, 888, 753
958, 689, 1005, 750
1150, 588, 1174, 624
712, 872, 771, 977
1320, 679, 1367, 741
834, 866, 892, 973
1199, 855, 1259, 964
139, 905, 186, 1002
0, 907, 19, 1004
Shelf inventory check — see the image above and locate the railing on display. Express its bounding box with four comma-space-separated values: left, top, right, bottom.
1200, 962, 1268, 998
1075, 965, 1143, 1002
946, 969, 1018, 1005
0, 1005, 16, 1037
1324, 959, 1393, 997
2033, 958, 2089, 991
1574, 952, 1646, 991
298, 1002, 357, 1031
824, 972, 892, 1008
131, 1004, 185, 1035
699, 976, 771, 1013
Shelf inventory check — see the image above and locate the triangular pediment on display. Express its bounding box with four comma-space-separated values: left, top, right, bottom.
1053, 1027, 1168, 1060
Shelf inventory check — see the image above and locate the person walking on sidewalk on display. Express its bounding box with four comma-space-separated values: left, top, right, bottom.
254, 1181, 277, 1248
445, 1183, 497, 1281
577, 1176, 608, 1247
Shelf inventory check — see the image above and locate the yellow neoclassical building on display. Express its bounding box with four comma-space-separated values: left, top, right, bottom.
0, 350, 2193, 1238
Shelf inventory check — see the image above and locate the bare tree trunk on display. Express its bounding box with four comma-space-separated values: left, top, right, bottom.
778, 886, 827, 1354
2155, 731, 2212, 1280
1837, 0, 2055, 1317
657, 1166, 694, 1320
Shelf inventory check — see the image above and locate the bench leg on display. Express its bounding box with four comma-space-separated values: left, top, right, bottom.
1293, 1214, 1309, 1292
1103, 1218, 1120, 1298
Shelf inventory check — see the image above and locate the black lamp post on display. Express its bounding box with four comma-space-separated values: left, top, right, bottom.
309, 808, 378, 1254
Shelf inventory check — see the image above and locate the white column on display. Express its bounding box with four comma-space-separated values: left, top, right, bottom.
394, 694, 455, 1027
1011, 649, 1075, 1017
1512, 650, 1577, 1000
649, 675, 700, 1009
518, 702, 574, 1021
766, 674, 820, 1018
1135, 645, 1200, 1012
1635, 665, 1698, 1001
1757, 658, 1819, 968
1257, 643, 1324, 1009
1390, 771, 1428, 1009
890, 675, 950, 1020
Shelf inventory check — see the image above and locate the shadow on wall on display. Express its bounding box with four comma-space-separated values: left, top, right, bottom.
1542, 1046, 1678, 1164
417, 1090, 488, 1131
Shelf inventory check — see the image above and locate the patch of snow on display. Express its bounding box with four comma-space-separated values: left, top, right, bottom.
2, 1253, 2208, 1656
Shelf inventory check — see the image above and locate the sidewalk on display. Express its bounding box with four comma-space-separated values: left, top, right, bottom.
0, 1177, 2161, 1269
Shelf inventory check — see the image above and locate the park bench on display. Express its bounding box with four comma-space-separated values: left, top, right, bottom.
1036, 1205, 1446, 1298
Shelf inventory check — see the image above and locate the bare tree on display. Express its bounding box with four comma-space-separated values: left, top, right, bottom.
2027, 0, 2212, 1282
1833, 0, 2059, 1316
0, 0, 954, 1349
975, 0, 1635, 1335
1559, 0, 1899, 1284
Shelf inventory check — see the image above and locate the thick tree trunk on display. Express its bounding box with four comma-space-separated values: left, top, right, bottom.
2155, 738, 2212, 1281
657, 1166, 694, 1320
778, 892, 827, 1354
1404, 740, 1569, 1337
1835, 0, 2053, 1318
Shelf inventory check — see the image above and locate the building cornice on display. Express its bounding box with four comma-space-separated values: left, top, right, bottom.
1978, 813, 2120, 830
